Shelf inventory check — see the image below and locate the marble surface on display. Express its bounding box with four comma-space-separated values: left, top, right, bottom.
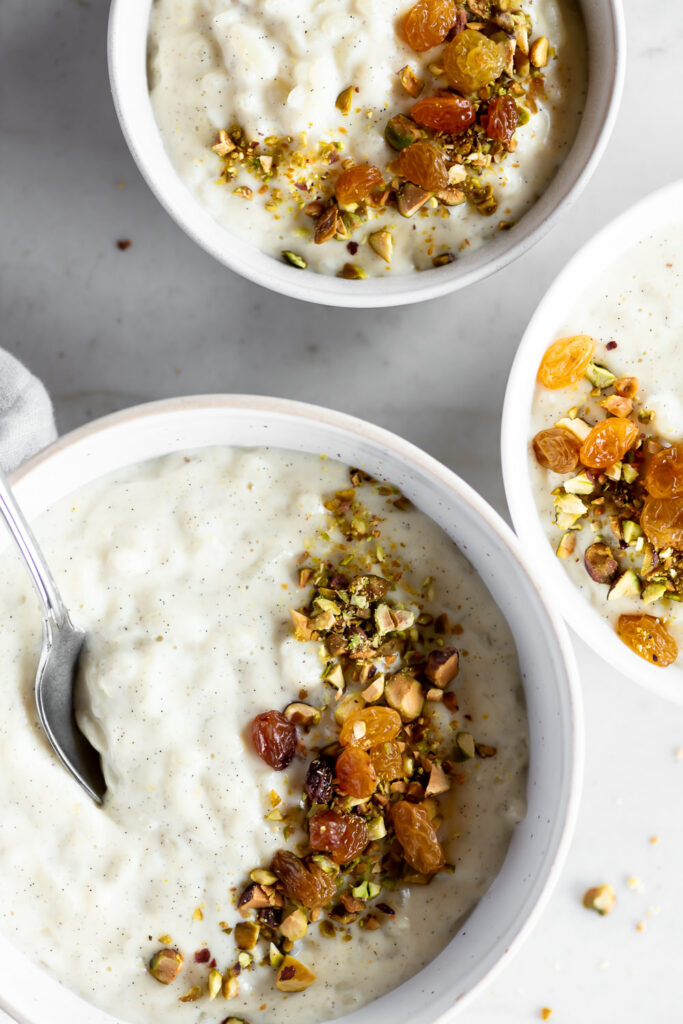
1, 0, 682, 1021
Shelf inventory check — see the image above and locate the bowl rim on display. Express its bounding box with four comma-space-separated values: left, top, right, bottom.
502, 179, 683, 702
107, 0, 626, 308
0, 395, 583, 1023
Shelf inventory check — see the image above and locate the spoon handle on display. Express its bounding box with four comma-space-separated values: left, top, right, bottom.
0, 468, 69, 629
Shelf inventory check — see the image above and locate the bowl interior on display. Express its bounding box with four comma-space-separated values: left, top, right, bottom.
0, 397, 580, 1024
107, 0, 625, 307
502, 180, 683, 702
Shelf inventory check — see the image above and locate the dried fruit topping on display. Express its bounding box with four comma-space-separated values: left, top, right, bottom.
251, 710, 297, 770
305, 755, 335, 804
368, 740, 404, 781
309, 810, 370, 864
641, 496, 683, 550
532, 427, 581, 474
482, 95, 519, 144
334, 165, 384, 205
644, 443, 683, 498
402, 0, 456, 52
537, 335, 595, 389
579, 418, 639, 470
396, 141, 449, 191
391, 800, 445, 874
616, 614, 678, 667
149, 948, 183, 985
272, 850, 336, 909
338, 706, 402, 749
410, 95, 476, 135
335, 746, 378, 799
443, 28, 505, 94
584, 542, 619, 585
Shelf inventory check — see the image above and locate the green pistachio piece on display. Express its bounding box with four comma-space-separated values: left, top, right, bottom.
607, 569, 641, 601
563, 472, 595, 496
282, 250, 307, 270
622, 464, 639, 484
585, 362, 617, 389
642, 583, 667, 605
455, 731, 475, 761
621, 520, 643, 543
149, 948, 183, 985
556, 532, 576, 559
582, 884, 616, 915
384, 114, 425, 151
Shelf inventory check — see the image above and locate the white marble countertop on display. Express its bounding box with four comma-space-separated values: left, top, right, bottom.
1, 0, 682, 1021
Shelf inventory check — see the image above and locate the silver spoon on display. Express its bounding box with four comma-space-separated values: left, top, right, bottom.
0, 468, 106, 803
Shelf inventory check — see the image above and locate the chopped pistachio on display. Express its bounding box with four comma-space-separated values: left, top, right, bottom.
424, 647, 459, 687
369, 229, 393, 264
283, 702, 321, 728
179, 985, 202, 1002
366, 815, 387, 841
334, 691, 366, 724
324, 662, 345, 693
338, 262, 367, 280
250, 868, 278, 886
398, 65, 423, 97
397, 182, 431, 218
238, 952, 253, 969
563, 471, 594, 496
280, 908, 308, 942
529, 35, 550, 67
335, 86, 355, 114
149, 948, 183, 985
604, 460, 622, 482
361, 674, 385, 702
555, 416, 591, 442
351, 881, 370, 899
583, 884, 616, 915
310, 853, 340, 876
642, 583, 667, 605
269, 942, 285, 968
384, 672, 424, 721
208, 969, 223, 1000
232, 186, 253, 200
192, 906, 203, 922
222, 973, 239, 999
384, 114, 425, 151
585, 362, 617, 389
584, 542, 618, 585
455, 731, 475, 760
607, 569, 640, 601
234, 921, 260, 950
432, 252, 456, 267
622, 520, 643, 543
556, 531, 576, 559
554, 493, 588, 530
282, 250, 307, 270
425, 763, 451, 796
622, 463, 639, 484
276, 955, 316, 992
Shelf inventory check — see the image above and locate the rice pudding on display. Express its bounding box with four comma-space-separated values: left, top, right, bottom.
147, 0, 586, 277
0, 447, 527, 1023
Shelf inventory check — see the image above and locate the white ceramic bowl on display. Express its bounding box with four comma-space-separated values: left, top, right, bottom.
107, 1, 625, 308
0, 396, 580, 1023
502, 181, 683, 703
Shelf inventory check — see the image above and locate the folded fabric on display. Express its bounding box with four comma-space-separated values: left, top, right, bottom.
0, 348, 57, 473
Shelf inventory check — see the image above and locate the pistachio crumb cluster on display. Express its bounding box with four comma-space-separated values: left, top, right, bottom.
534, 334, 683, 667
147, 467, 497, 1006
210, 0, 552, 275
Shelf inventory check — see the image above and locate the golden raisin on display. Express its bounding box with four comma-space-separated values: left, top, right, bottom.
532, 427, 581, 474
410, 95, 476, 135
339, 706, 402, 749
402, 0, 456, 52
641, 496, 683, 550
579, 418, 639, 470
617, 614, 678, 667
368, 740, 404, 781
644, 443, 683, 498
309, 810, 369, 864
443, 29, 504, 93
251, 710, 297, 770
537, 335, 595, 389
335, 747, 378, 799
334, 164, 384, 205
391, 800, 445, 874
272, 850, 336, 909
482, 94, 519, 144
396, 141, 448, 191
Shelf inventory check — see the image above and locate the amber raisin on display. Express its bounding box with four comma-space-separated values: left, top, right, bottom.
334, 165, 384, 205
339, 706, 402, 749
402, 0, 456, 52
251, 710, 297, 770
579, 418, 639, 470
641, 496, 683, 550
396, 141, 448, 191
410, 95, 476, 135
482, 95, 519, 144
335, 746, 378, 799
368, 740, 404, 781
443, 29, 504, 93
391, 800, 445, 874
309, 810, 370, 865
617, 614, 678, 667
537, 335, 595, 389
305, 756, 335, 804
272, 850, 336, 909
532, 427, 581, 474
644, 443, 683, 498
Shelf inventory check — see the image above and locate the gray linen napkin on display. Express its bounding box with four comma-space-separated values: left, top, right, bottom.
0, 348, 57, 472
